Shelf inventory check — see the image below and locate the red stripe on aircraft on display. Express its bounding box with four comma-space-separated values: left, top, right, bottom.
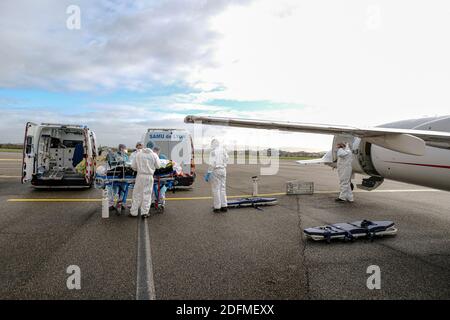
386, 161, 450, 169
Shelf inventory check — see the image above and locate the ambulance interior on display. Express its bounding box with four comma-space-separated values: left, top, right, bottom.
35, 127, 87, 181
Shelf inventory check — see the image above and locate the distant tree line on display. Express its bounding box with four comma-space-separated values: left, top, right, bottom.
0, 143, 22, 149
195, 148, 325, 158
233, 149, 326, 158
278, 150, 325, 158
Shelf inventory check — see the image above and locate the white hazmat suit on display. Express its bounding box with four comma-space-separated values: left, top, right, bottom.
208, 141, 229, 210
129, 150, 138, 164
130, 148, 161, 217
337, 144, 354, 202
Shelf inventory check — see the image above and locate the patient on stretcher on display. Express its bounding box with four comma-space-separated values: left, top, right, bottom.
155, 159, 182, 176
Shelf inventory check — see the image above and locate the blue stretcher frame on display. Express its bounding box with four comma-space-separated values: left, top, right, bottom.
227, 197, 278, 208
95, 171, 177, 208
303, 220, 397, 242
153, 176, 176, 210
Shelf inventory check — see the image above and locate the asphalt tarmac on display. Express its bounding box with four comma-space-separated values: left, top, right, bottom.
0, 151, 449, 299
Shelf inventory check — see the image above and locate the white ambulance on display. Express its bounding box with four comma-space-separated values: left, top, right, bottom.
22, 122, 98, 188
143, 129, 196, 186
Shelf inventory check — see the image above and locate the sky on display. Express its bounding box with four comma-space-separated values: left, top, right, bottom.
1, 0, 449, 151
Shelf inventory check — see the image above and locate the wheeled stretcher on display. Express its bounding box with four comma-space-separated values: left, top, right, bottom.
95, 164, 178, 216
303, 220, 397, 243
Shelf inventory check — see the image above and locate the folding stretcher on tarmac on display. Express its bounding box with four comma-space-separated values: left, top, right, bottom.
303, 220, 397, 243
94, 164, 177, 216
227, 197, 278, 208
226, 176, 278, 209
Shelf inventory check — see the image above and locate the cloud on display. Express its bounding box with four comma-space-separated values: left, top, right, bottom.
0, 96, 332, 151
1, 0, 450, 152
0, 0, 250, 91
190, 0, 450, 123
0, 103, 185, 146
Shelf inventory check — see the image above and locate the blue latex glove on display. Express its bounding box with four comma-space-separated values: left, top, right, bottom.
204, 172, 211, 182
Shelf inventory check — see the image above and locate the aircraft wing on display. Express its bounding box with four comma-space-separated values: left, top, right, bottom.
296, 150, 334, 166
184, 115, 450, 156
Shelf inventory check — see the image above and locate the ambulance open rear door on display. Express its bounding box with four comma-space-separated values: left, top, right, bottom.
22, 122, 38, 183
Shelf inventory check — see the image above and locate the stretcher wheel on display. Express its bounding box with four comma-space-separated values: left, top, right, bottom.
121, 206, 129, 215
156, 206, 165, 214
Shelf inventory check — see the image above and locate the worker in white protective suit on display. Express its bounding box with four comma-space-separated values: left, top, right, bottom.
129, 141, 144, 163
336, 143, 354, 203
130, 148, 161, 218
205, 139, 229, 213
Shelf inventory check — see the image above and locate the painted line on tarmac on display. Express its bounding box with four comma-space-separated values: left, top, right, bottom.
356, 189, 440, 193
6, 189, 442, 203
136, 216, 156, 300
7, 198, 102, 202
316, 189, 441, 194
0, 159, 21, 161
6, 193, 286, 202
0, 175, 21, 178
165, 192, 287, 200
